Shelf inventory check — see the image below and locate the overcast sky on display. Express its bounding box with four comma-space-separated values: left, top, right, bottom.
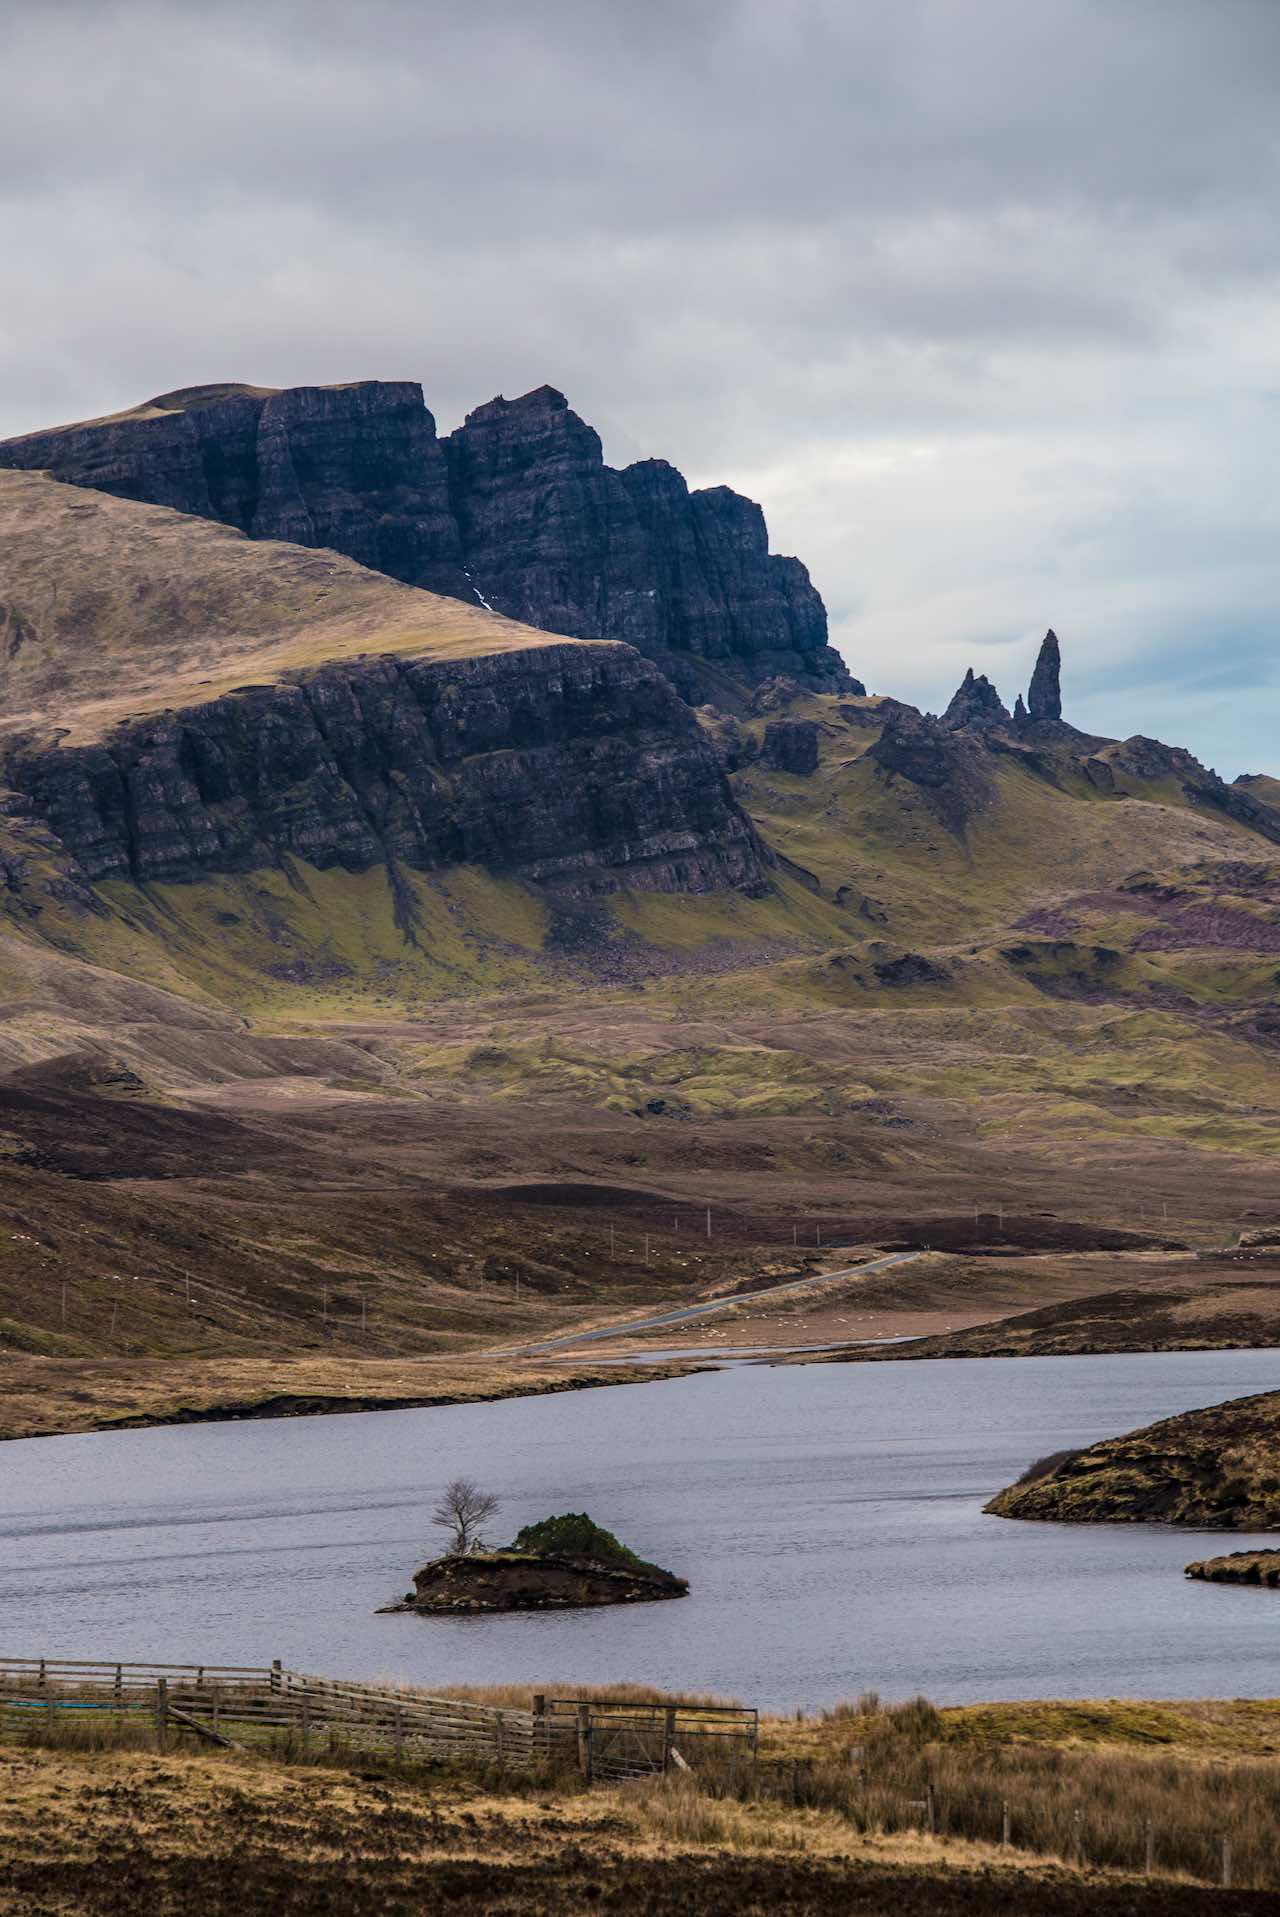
2, 0, 1277, 772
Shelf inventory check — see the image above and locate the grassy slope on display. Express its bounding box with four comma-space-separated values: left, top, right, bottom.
0, 605, 1278, 1398
3, 1695, 1280, 1909
985, 1387, 1280, 1526
0, 469, 576, 745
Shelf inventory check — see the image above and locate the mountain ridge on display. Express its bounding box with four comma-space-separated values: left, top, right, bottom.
0, 379, 852, 702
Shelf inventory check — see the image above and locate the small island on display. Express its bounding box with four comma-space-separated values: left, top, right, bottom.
382, 1486, 688, 1615
984, 1387, 1280, 1527
1186, 1549, 1280, 1589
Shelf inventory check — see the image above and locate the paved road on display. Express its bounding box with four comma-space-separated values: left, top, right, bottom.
514, 1250, 922, 1355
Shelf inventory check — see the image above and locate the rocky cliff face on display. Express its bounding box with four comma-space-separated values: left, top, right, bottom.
443, 386, 844, 698
6, 641, 769, 898
0, 381, 850, 698
2, 383, 470, 600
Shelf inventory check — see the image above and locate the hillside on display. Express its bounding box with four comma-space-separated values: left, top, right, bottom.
0, 379, 850, 701
0, 383, 1279, 1430
985, 1389, 1280, 1527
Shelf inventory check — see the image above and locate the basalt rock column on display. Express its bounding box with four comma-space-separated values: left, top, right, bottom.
1028, 629, 1063, 721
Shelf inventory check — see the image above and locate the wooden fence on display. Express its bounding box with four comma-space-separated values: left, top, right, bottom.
0, 1657, 547, 1769
0, 1658, 758, 1782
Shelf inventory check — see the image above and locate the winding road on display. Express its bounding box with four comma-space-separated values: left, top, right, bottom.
515, 1250, 922, 1355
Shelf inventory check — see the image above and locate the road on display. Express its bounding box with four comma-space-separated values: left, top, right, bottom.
514, 1250, 922, 1355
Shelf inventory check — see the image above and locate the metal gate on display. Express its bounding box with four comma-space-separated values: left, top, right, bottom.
540, 1697, 758, 1784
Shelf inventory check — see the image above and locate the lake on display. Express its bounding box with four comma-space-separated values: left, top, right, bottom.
2, 1349, 1278, 1713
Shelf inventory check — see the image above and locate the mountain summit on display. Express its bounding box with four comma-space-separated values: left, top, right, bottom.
0, 379, 853, 704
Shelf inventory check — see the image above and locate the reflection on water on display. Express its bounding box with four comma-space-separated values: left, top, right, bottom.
1, 1348, 1277, 1712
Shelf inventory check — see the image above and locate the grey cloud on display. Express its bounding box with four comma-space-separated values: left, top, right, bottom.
1, 0, 1277, 772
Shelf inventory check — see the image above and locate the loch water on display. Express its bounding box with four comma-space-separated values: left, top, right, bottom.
2, 1349, 1278, 1713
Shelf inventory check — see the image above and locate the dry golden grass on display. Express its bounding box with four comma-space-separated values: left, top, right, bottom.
0, 1350, 694, 1442
0, 470, 583, 745
0, 1705, 1272, 1912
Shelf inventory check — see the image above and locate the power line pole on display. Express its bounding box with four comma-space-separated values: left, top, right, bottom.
705, 1207, 711, 1240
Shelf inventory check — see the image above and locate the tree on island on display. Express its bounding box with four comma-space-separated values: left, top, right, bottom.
432, 1477, 500, 1557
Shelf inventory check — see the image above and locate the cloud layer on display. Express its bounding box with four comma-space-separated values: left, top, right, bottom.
2, 0, 1277, 770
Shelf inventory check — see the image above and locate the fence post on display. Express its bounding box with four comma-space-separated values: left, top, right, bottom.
1222, 1837, 1232, 1890
156, 1678, 168, 1749
1001, 1800, 1010, 1847
495, 1712, 506, 1768
577, 1703, 592, 1782
1073, 1807, 1082, 1865
394, 1705, 404, 1764
270, 1660, 282, 1696
114, 1665, 123, 1703
533, 1694, 547, 1759
1144, 1820, 1154, 1876
662, 1708, 676, 1775
300, 1691, 311, 1753
926, 1783, 937, 1835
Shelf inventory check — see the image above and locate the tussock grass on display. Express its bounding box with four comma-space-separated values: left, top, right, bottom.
746, 1694, 1280, 1888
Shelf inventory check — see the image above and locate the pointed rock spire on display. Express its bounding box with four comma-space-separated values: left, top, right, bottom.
1027, 629, 1062, 721
1013, 693, 1028, 724
943, 667, 1010, 731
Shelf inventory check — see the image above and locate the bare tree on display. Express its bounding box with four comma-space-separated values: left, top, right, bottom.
431, 1477, 500, 1557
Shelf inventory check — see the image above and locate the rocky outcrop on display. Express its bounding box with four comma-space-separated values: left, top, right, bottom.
384, 1548, 689, 1613
0, 381, 852, 698
985, 1388, 1280, 1528
868, 706, 997, 835
1185, 1549, 1280, 1588
943, 668, 1010, 731
5, 642, 770, 898
1027, 629, 1062, 721
1106, 739, 1280, 845
761, 718, 821, 775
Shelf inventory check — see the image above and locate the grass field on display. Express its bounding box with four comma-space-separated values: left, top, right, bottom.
1, 1691, 1275, 1911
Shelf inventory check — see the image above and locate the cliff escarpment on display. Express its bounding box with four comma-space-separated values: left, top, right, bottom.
0, 380, 850, 698
7, 641, 766, 896
0, 472, 767, 901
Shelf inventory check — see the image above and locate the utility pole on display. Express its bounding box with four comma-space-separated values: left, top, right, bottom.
644, 1235, 650, 1264
185, 1273, 191, 1310
706, 1207, 711, 1240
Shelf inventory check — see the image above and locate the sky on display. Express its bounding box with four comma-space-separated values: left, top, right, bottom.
1, 0, 1277, 774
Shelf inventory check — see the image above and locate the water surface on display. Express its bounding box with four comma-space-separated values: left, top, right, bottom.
2, 1349, 1277, 1712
